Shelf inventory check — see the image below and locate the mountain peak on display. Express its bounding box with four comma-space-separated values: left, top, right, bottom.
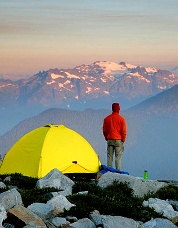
1, 61, 178, 110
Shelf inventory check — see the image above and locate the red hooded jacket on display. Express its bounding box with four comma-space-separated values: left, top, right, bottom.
103, 112, 127, 142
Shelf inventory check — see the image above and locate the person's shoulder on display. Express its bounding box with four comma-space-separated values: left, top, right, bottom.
104, 113, 112, 120
119, 114, 126, 122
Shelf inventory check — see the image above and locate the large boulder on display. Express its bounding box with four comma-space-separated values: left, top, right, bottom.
36, 169, 74, 196
47, 195, 75, 214
143, 198, 178, 224
141, 218, 177, 228
90, 214, 140, 228
0, 188, 23, 211
70, 218, 96, 228
97, 172, 168, 197
27, 203, 54, 220
6, 205, 46, 227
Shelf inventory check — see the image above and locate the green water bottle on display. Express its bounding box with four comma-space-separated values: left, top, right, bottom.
144, 170, 148, 180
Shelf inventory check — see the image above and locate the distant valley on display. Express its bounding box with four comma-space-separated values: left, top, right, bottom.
0, 84, 178, 181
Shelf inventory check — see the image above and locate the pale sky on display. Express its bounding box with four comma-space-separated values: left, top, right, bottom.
1, 0, 178, 78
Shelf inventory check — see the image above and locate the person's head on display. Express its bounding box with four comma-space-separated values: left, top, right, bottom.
112, 103, 120, 112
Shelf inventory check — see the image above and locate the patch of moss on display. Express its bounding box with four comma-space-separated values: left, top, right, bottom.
20, 187, 59, 207
0, 187, 9, 193
0, 173, 38, 189
152, 184, 178, 201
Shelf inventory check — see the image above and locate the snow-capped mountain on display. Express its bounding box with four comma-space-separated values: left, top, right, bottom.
0, 61, 178, 110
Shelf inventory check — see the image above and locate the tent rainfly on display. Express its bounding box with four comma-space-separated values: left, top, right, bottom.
0, 124, 101, 178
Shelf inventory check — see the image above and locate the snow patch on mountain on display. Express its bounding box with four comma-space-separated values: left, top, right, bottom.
168, 73, 178, 80
47, 80, 55, 85
65, 72, 80, 79
145, 67, 157, 73
127, 72, 151, 83
51, 73, 64, 79
86, 87, 92, 94
0, 84, 12, 88
95, 61, 125, 72
94, 61, 136, 77
128, 72, 141, 77
58, 83, 64, 88
158, 85, 167, 90
64, 80, 71, 85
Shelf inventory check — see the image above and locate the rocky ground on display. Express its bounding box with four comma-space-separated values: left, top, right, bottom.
0, 169, 178, 228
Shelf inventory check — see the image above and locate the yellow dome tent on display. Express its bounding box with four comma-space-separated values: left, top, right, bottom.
0, 124, 101, 178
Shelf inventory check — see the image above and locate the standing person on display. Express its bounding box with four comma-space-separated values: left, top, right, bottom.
103, 103, 127, 170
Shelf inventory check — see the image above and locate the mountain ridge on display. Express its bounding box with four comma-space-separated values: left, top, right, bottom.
1, 61, 178, 111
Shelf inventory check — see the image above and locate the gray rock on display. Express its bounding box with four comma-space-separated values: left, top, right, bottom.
97, 172, 168, 197
43, 220, 56, 228
47, 195, 75, 213
143, 198, 178, 224
65, 215, 78, 223
51, 217, 69, 227
60, 224, 74, 228
168, 200, 178, 211
98, 215, 139, 228
0, 182, 6, 189
36, 169, 74, 196
141, 218, 177, 228
89, 210, 102, 226
0, 203, 7, 227
71, 218, 96, 228
3, 176, 11, 183
27, 203, 54, 220
0, 188, 23, 210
